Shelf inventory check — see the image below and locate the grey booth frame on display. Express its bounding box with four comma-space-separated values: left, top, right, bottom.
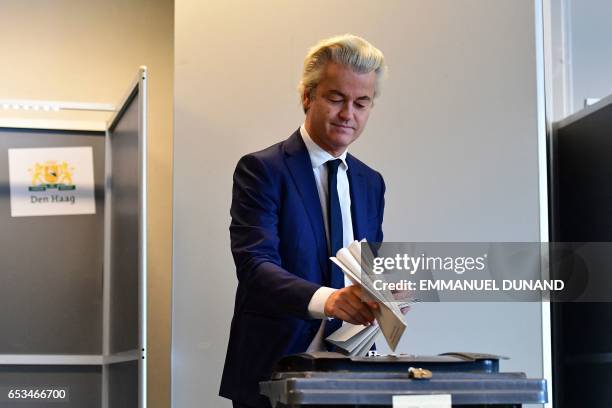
0, 67, 148, 408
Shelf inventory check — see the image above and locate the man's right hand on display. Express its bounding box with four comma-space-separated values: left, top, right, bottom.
324, 284, 379, 325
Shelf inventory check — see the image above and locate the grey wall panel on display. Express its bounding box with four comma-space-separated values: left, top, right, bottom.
0, 365, 101, 407
109, 93, 140, 354
174, 1, 544, 406
108, 361, 138, 408
0, 128, 104, 354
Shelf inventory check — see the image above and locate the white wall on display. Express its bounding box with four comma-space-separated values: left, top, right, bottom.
173, 1, 544, 406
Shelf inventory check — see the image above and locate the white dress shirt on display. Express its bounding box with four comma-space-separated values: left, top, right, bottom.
300, 125, 354, 351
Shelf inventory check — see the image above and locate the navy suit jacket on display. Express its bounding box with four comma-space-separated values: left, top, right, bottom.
219, 129, 385, 407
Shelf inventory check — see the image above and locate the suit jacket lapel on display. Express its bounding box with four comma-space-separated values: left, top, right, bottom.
283, 130, 328, 277
347, 154, 368, 241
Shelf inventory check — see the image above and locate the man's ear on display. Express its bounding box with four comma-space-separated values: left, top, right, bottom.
302, 90, 311, 113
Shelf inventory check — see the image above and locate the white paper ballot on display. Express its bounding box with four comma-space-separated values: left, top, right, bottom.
326, 323, 379, 355
326, 323, 370, 343
351, 329, 378, 357
330, 239, 410, 351
392, 394, 451, 408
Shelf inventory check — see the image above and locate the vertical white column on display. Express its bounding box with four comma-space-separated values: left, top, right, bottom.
138, 66, 149, 408
536, 0, 554, 406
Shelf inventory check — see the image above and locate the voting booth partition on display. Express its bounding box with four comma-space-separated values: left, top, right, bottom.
550, 93, 612, 408
0, 68, 147, 408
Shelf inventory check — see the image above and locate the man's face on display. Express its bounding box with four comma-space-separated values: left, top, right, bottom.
304, 62, 376, 157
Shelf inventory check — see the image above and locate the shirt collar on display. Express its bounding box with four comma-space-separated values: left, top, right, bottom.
300, 124, 348, 170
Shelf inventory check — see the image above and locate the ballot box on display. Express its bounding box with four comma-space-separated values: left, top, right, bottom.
260, 352, 547, 407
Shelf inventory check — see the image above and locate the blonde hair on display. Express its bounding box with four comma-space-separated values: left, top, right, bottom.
298, 34, 386, 112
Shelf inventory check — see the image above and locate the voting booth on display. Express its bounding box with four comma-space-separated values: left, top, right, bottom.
0, 68, 148, 408
550, 93, 612, 408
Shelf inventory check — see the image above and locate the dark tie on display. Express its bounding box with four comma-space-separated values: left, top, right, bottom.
324, 159, 345, 344
326, 159, 344, 289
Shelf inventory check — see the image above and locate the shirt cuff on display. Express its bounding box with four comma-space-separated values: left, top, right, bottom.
307, 286, 337, 319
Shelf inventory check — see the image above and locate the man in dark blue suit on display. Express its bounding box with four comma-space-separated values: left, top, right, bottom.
220, 34, 387, 408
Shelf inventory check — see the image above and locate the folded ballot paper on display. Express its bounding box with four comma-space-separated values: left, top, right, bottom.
327, 240, 411, 354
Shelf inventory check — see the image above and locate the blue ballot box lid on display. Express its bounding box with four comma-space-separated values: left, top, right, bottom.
260, 352, 547, 407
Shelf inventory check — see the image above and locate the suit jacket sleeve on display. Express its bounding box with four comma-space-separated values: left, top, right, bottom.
230, 154, 320, 319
